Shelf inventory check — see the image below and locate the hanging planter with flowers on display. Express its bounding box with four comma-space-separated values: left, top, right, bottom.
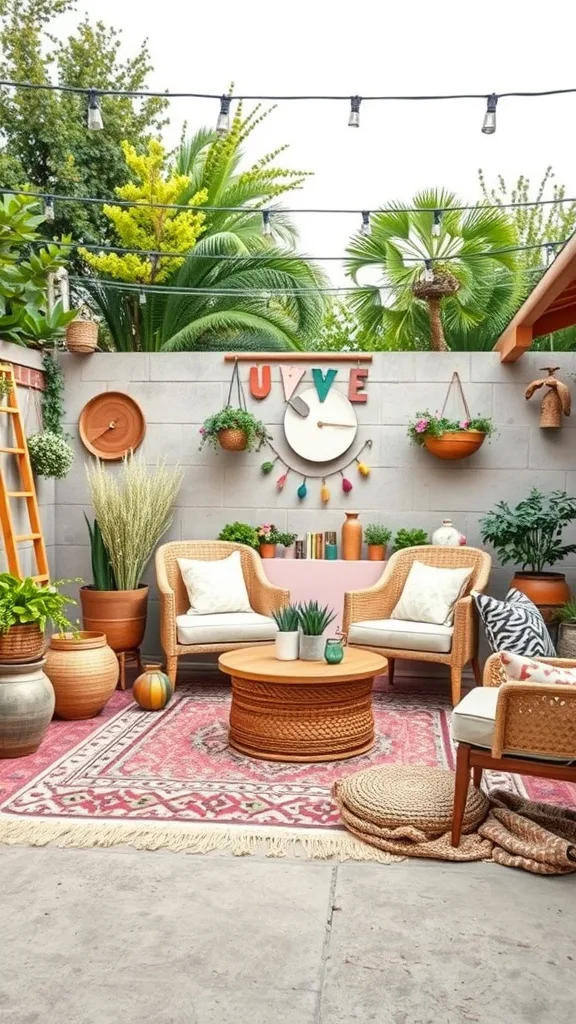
199, 360, 270, 453
407, 372, 495, 460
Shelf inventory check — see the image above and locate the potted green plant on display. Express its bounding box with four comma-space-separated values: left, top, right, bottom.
272, 605, 300, 661
0, 573, 77, 663
392, 528, 429, 553
364, 524, 392, 561
257, 524, 282, 558
408, 411, 495, 460
480, 488, 576, 617
27, 431, 74, 479
82, 454, 183, 653
278, 532, 298, 558
199, 408, 269, 453
217, 522, 259, 549
555, 599, 576, 659
297, 601, 337, 661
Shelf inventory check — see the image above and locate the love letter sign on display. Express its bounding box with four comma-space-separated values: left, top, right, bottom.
249, 364, 369, 402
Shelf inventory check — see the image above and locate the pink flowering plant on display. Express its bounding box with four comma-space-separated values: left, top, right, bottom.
257, 523, 282, 544
407, 410, 495, 446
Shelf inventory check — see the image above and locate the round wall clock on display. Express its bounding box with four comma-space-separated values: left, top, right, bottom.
79, 392, 146, 460
283, 386, 358, 462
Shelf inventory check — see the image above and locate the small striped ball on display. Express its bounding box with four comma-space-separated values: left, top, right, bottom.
133, 664, 174, 712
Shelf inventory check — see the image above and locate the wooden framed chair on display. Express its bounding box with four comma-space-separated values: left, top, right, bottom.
451, 653, 576, 847
155, 541, 289, 685
343, 545, 492, 705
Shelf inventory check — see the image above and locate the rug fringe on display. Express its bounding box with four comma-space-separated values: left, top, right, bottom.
0, 817, 402, 863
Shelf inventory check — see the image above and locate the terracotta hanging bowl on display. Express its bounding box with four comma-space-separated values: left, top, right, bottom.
424, 430, 485, 461
218, 428, 247, 451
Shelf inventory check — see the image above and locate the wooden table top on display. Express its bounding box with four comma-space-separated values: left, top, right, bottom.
218, 645, 386, 684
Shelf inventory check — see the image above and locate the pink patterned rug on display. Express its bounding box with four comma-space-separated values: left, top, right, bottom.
1, 680, 574, 859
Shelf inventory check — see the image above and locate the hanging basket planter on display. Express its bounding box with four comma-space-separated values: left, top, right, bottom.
66, 319, 98, 354
424, 429, 486, 461
408, 372, 495, 462
199, 362, 269, 454
218, 427, 248, 451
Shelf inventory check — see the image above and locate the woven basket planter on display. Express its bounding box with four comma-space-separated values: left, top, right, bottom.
66, 320, 98, 354
424, 430, 486, 461
218, 428, 248, 451
0, 624, 45, 664
45, 631, 119, 720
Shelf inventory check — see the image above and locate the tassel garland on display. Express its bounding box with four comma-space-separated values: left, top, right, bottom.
341, 474, 353, 493
356, 460, 370, 477
297, 480, 308, 500
276, 472, 289, 491
261, 460, 276, 475
320, 480, 331, 504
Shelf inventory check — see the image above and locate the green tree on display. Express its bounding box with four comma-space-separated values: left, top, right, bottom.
0, 0, 168, 244
345, 189, 523, 352
311, 299, 384, 352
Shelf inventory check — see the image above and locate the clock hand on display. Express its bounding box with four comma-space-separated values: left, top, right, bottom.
287, 396, 309, 418
87, 420, 117, 442
317, 421, 355, 428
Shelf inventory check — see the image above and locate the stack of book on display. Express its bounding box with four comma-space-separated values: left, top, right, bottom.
293, 532, 338, 559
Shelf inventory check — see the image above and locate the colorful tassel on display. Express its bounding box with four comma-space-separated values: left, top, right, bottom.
276, 472, 289, 491
261, 460, 275, 475
297, 479, 308, 500
320, 480, 331, 504
356, 461, 370, 477
341, 474, 353, 493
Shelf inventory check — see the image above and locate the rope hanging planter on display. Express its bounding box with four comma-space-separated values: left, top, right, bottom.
409, 372, 494, 461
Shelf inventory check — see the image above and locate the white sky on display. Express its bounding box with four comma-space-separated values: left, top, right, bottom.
58, 0, 576, 284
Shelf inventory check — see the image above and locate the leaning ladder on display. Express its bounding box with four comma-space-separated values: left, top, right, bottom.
0, 363, 49, 582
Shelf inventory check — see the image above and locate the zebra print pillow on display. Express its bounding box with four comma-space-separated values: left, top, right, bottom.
473, 588, 556, 657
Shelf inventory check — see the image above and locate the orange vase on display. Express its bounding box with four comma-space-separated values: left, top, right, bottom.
342, 512, 362, 560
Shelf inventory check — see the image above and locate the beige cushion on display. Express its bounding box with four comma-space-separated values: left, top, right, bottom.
348, 618, 453, 653
451, 687, 574, 761
177, 551, 251, 614
176, 611, 277, 646
392, 561, 473, 626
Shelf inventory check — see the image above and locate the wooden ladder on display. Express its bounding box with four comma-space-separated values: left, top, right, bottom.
0, 363, 49, 582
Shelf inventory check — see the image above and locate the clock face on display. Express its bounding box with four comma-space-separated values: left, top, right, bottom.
283, 387, 358, 462
79, 392, 146, 460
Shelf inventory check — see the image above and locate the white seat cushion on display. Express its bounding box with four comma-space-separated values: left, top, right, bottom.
176, 611, 277, 646
451, 686, 574, 761
348, 618, 453, 653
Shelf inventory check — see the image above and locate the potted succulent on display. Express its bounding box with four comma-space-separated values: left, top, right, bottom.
0, 573, 77, 663
364, 524, 392, 561
278, 531, 298, 558
392, 528, 429, 553
480, 488, 576, 618
257, 524, 281, 558
199, 407, 269, 453
82, 454, 183, 653
217, 522, 259, 549
272, 605, 300, 661
555, 600, 576, 659
297, 600, 337, 661
408, 411, 495, 460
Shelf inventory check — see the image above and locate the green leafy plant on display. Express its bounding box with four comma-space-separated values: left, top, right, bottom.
257, 523, 282, 544
217, 522, 259, 549
272, 605, 300, 632
297, 600, 336, 636
277, 531, 298, 547
199, 407, 270, 452
0, 573, 79, 634
479, 488, 576, 573
84, 515, 116, 591
40, 353, 67, 435
408, 411, 495, 446
555, 599, 576, 624
392, 528, 429, 552
27, 431, 74, 479
364, 524, 392, 546
0, 373, 12, 398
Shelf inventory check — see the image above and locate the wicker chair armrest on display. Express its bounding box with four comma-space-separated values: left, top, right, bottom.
492, 682, 576, 759
248, 557, 290, 615
451, 596, 477, 666
483, 652, 576, 687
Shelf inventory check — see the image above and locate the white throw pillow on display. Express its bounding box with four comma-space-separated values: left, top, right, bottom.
178, 551, 252, 615
392, 561, 474, 626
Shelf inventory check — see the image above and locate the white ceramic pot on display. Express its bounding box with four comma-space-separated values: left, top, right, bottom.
283, 545, 296, 559
432, 519, 463, 547
275, 631, 299, 661
299, 635, 325, 661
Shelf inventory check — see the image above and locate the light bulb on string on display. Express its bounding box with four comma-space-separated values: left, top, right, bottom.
139, 289, 147, 306
87, 89, 104, 130
360, 211, 371, 237
262, 210, 272, 237
545, 243, 556, 266
348, 95, 361, 127
432, 210, 441, 237
481, 93, 498, 135
423, 259, 434, 283
216, 94, 231, 135
44, 196, 55, 223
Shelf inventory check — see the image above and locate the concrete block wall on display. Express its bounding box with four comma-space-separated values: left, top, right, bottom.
56, 350, 576, 659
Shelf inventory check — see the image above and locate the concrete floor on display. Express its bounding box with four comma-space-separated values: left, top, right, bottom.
1, 848, 575, 1024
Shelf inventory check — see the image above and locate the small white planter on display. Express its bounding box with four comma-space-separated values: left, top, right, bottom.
283, 545, 296, 559
275, 631, 299, 661
299, 635, 325, 661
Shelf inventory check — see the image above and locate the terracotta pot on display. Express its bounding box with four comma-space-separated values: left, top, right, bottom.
218, 428, 247, 451
424, 430, 485, 461
80, 585, 149, 652
259, 543, 277, 559
367, 544, 386, 561
0, 624, 45, 664
342, 512, 362, 560
0, 658, 54, 758
66, 319, 98, 354
511, 572, 570, 622
45, 632, 119, 720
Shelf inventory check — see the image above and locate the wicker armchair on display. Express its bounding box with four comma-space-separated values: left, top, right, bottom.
343, 545, 491, 706
155, 541, 289, 685
451, 652, 576, 846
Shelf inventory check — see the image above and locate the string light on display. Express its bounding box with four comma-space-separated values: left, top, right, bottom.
87, 89, 104, 130
216, 94, 231, 135
348, 95, 361, 127
139, 289, 147, 305
360, 211, 371, 237
43, 196, 55, 222
482, 93, 498, 135
262, 210, 272, 237
432, 210, 441, 237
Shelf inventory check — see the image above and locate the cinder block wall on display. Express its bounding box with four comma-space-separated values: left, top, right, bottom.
56, 351, 576, 660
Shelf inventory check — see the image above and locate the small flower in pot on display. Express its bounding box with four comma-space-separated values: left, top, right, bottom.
278, 531, 298, 558
364, 524, 392, 561
272, 604, 300, 661
407, 410, 495, 460
257, 524, 282, 558
199, 408, 270, 453
297, 600, 336, 661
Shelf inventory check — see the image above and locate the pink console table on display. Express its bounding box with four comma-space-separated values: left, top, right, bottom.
262, 559, 385, 636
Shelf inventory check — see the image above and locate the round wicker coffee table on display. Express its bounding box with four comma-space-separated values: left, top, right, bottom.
218, 646, 386, 763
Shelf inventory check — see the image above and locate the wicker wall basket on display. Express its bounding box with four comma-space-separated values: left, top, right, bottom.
557, 622, 576, 659
424, 430, 485, 460
0, 624, 45, 664
218, 428, 248, 451
66, 320, 98, 354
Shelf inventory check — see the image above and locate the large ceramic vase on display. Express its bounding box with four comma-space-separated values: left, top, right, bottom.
511, 572, 570, 623
0, 659, 54, 758
0, 624, 45, 664
342, 512, 362, 561
80, 585, 149, 652
45, 631, 119, 720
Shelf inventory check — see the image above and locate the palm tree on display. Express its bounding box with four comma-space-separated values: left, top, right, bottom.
345, 189, 523, 352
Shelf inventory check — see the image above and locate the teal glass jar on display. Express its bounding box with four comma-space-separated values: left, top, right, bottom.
325, 543, 338, 560
324, 638, 344, 664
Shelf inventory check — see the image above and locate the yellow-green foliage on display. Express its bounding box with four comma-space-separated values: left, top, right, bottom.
81, 140, 208, 283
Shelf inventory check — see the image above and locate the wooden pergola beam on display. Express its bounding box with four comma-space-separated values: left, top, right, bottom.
495, 325, 534, 363
533, 303, 576, 338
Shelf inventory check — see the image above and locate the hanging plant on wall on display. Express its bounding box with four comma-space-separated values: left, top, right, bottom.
407, 372, 495, 460
27, 353, 74, 479
199, 361, 269, 452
